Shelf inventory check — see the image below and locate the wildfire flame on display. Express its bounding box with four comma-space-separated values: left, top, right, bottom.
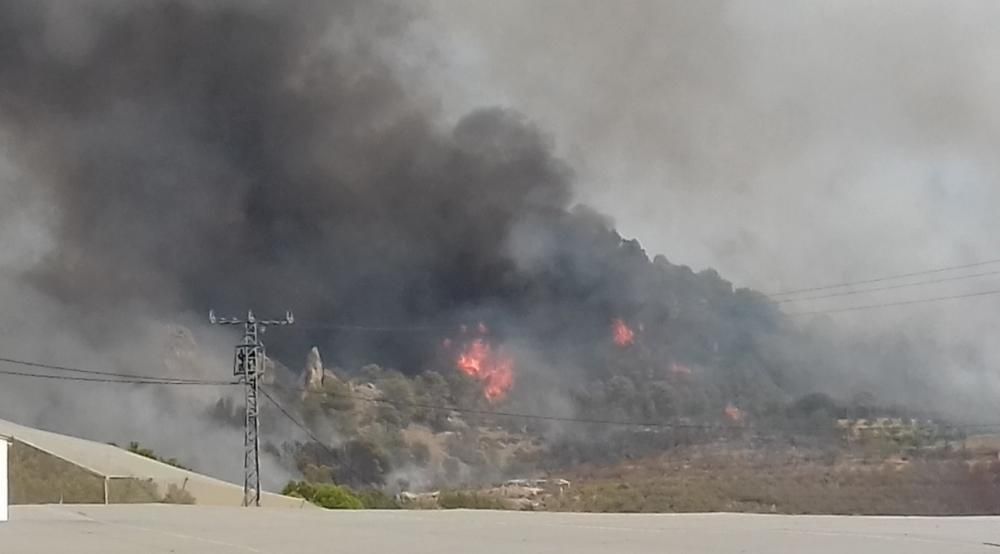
612, 318, 636, 347
456, 338, 514, 402
724, 404, 745, 424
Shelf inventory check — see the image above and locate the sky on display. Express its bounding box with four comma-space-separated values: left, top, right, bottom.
410, 1, 1000, 417
422, 0, 1000, 293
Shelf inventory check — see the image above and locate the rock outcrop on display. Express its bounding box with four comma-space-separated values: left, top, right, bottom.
303, 346, 340, 391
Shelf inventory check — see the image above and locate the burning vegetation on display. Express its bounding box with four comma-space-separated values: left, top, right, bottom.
456, 339, 515, 402
0, 0, 981, 516
447, 324, 515, 402
611, 318, 636, 348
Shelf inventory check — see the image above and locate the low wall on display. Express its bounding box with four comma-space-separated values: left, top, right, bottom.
9, 441, 105, 504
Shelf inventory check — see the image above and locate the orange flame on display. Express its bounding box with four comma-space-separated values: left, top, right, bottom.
456, 338, 514, 402
724, 404, 745, 424
612, 318, 636, 347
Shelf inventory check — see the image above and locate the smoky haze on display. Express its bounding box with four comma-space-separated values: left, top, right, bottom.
424, 0, 1000, 419
0, 0, 705, 460
0, 0, 998, 489
425, 1, 1000, 282
0, 0, 583, 365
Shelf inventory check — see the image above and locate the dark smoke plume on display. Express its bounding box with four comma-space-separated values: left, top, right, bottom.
7, 0, 990, 491
0, 0, 589, 366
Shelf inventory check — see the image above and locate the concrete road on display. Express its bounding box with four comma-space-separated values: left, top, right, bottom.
3, 505, 1000, 553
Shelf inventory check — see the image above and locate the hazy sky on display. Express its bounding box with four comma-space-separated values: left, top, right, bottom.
423, 0, 1000, 294
407, 1, 1000, 417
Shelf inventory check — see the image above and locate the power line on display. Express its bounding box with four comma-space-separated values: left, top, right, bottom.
0, 352, 730, 430
0, 367, 238, 385
784, 287, 1000, 317
268, 383, 729, 430
294, 322, 453, 332
3, 360, 997, 434
268, 384, 1000, 443
261, 386, 436, 486
0, 355, 224, 383
767, 258, 1000, 297
4, 357, 993, 433
772, 269, 1000, 304
260, 387, 338, 455
4, 354, 998, 444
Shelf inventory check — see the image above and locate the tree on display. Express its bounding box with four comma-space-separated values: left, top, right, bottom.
379, 375, 416, 425
413, 371, 451, 429
338, 439, 391, 486
411, 441, 431, 467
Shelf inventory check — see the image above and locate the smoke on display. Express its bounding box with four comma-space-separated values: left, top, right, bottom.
424, 0, 1000, 420
0, 0, 578, 359
425, 0, 1000, 285
1, 0, 998, 490
0, 0, 657, 484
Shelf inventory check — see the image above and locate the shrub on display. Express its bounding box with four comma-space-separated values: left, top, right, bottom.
125, 442, 190, 470
163, 483, 196, 504
355, 489, 400, 509
411, 441, 431, 467
283, 481, 363, 509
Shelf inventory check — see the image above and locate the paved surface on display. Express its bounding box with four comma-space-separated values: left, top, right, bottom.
3, 504, 1000, 553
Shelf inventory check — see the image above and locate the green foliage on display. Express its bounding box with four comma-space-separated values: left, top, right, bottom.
412, 371, 452, 429
355, 489, 401, 509
339, 439, 392, 486
126, 442, 189, 470
300, 463, 335, 483
283, 481, 364, 509
319, 379, 356, 412
292, 434, 392, 489
379, 375, 416, 424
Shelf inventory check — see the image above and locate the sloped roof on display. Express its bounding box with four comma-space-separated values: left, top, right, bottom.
0, 417, 307, 508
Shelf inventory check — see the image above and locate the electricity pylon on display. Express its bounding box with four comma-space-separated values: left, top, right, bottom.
210, 309, 293, 506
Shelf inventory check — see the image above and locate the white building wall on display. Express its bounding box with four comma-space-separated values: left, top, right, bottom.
0, 439, 7, 521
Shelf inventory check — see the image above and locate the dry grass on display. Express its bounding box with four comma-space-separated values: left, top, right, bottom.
545, 446, 1000, 515
9, 441, 106, 504
162, 483, 197, 504
107, 478, 161, 503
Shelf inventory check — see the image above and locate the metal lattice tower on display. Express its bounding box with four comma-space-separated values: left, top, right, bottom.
210, 309, 293, 506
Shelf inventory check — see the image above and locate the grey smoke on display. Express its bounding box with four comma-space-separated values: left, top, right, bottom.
0, 0, 998, 492
425, 0, 1000, 420
0, 0, 630, 484
0, 0, 577, 363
